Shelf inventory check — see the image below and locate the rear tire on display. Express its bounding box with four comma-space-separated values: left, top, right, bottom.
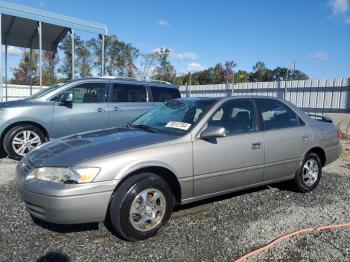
109, 173, 174, 241
294, 153, 322, 193
3, 125, 46, 160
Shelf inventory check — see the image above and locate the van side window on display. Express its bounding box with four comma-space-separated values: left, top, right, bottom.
150, 86, 180, 102
52, 83, 106, 103
256, 99, 299, 130
110, 84, 146, 102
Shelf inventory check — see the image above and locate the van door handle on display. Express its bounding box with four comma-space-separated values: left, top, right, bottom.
97, 108, 106, 112
251, 142, 262, 150
113, 106, 122, 111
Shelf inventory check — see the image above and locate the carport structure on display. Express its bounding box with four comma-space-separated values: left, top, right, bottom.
0, 1, 107, 101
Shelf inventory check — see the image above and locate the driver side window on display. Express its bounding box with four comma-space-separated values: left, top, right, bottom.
51, 83, 106, 103
208, 100, 256, 135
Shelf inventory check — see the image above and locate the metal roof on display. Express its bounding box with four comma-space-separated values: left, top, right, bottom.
0, 1, 107, 51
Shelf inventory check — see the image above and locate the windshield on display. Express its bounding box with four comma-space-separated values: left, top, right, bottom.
28, 82, 66, 99
131, 99, 216, 135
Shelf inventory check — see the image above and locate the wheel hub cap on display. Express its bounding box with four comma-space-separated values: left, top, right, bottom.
129, 188, 166, 232
302, 159, 319, 187
12, 130, 42, 157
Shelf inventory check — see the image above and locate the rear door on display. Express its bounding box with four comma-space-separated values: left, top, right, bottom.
107, 82, 153, 128
256, 98, 313, 181
52, 82, 109, 138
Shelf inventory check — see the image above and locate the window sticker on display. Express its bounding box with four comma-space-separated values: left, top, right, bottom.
165, 121, 191, 130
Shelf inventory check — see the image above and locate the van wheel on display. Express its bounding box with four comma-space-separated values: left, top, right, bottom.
109, 173, 174, 241
294, 153, 322, 193
3, 125, 46, 160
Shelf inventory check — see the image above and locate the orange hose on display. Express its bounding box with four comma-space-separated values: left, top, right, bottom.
234, 223, 350, 262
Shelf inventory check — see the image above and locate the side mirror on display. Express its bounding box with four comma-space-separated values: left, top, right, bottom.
200, 126, 226, 139
59, 93, 73, 108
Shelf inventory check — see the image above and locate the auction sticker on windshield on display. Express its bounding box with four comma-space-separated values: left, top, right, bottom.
165, 121, 191, 130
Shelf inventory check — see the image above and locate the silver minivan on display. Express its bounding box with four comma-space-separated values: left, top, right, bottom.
0, 77, 180, 159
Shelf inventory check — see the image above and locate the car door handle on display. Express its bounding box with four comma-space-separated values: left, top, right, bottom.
113, 106, 122, 111
251, 142, 262, 150
97, 108, 106, 112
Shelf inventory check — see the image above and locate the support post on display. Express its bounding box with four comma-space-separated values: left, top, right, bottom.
71, 29, 75, 79
101, 34, 105, 76
38, 21, 42, 89
29, 48, 33, 96
284, 82, 288, 100
0, 13, 3, 102
5, 45, 7, 101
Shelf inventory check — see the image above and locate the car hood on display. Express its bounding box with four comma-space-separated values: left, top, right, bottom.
27, 128, 177, 167
0, 98, 46, 108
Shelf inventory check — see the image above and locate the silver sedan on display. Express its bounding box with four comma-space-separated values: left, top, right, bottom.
16, 96, 342, 241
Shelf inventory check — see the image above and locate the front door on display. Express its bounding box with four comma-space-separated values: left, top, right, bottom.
107, 83, 154, 128
52, 82, 109, 138
193, 99, 265, 196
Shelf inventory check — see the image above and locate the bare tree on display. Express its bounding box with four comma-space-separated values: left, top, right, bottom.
136, 52, 159, 80
224, 60, 237, 84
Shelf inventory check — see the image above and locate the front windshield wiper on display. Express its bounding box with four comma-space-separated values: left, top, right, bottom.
130, 124, 157, 133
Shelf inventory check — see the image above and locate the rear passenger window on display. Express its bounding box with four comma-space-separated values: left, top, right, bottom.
257, 99, 299, 130
111, 84, 146, 102
150, 86, 180, 102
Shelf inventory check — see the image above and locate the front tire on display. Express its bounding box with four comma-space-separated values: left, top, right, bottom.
294, 153, 322, 193
109, 173, 174, 241
3, 125, 46, 160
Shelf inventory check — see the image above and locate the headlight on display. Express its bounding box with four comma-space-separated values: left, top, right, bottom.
27, 167, 100, 184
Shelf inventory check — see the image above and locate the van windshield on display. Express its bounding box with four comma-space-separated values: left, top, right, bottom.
28, 83, 66, 99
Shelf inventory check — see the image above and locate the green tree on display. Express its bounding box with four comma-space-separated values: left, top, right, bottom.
76, 40, 92, 78
12, 51, 39, 85
234, 70, 250, 83
250, 61, 273, 82
88, 34, 140, 77
12, 50, 58, 85
42, 51, 58, 85
121, 42, 140, 77
153, 48, 176, 82
292, 70, 309, 80
272, 67, 290, 81
59, 34, 92, 79
272, 67, 308, 81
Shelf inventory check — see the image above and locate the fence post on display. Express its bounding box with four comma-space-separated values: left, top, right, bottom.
284, 81, 287, 100
185, 82, 189, 97
225, 81, 229, 96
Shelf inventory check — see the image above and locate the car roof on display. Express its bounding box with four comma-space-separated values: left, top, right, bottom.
66, 77, 179, 89
176, 96, 285, 102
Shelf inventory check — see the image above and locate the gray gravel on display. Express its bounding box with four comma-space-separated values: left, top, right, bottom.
0, 141, 349, 262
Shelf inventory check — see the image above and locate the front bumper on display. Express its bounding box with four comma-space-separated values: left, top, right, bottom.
16, 166, 117, 224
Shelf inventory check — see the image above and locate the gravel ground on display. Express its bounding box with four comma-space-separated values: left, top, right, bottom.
0, 141, 349, 262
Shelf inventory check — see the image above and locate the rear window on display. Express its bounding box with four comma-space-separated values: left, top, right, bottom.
256, 99, 299, 130
150, 86, 180, 102
110, 84, 147, 102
